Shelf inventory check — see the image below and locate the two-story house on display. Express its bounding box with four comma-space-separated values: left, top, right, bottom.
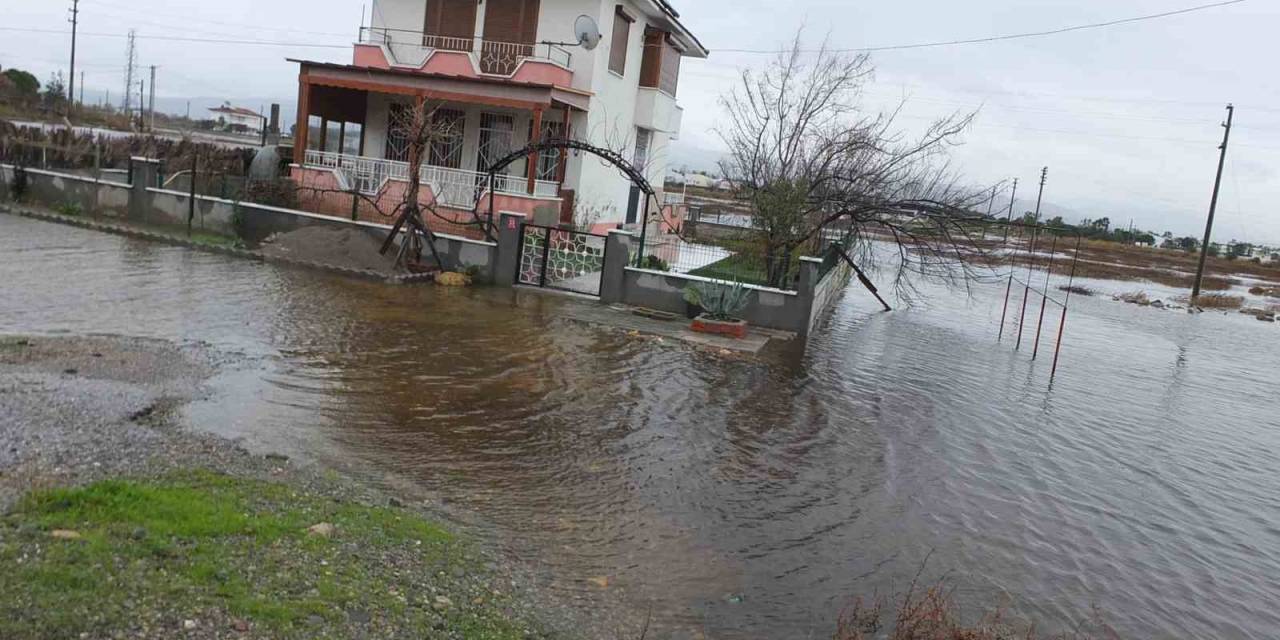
290, 0, 706, 236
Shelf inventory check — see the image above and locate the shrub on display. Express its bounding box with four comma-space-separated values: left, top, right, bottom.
643, 254, 671, 272
683, 281, 751, 321
1189, 293, 1244, 309
55, 201, 82, 216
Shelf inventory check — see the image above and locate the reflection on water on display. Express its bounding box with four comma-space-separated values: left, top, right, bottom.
5, 214, 1280, 639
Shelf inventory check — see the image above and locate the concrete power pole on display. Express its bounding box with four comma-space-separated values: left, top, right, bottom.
122, 30, 137, 115
1033, 167, 1048, 223
67, 0, 79, 110
148, 65, 157, 131
1002, 178, 1019, 243
1192, 104, 1235, 300
79, 71, 84, 106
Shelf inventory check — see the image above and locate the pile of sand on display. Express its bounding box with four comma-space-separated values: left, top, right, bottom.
259, 226, 403, 274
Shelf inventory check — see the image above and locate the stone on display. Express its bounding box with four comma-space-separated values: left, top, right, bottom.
436, 272, 471, 287
182, 619, 197, 630
1151, 300, 1164, 308
586, 576, 610, 589
388, 497, 405, 508
230, 619, 250, 632
307, 522, 336, 538
432, 595, 453, 611
130, 527, 147, 540
50, 530, 82, 540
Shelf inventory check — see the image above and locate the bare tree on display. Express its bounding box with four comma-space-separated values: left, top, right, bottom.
717, 30, 995, 297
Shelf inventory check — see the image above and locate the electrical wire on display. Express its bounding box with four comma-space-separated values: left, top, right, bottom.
714, 0, 1248, 53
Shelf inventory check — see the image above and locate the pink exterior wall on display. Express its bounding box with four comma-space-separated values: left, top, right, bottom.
353, 44, 391, 70
421, 51, 477, 77
349, 45, 573, 88
510, 62, 572, 87
291, 166, 560, 240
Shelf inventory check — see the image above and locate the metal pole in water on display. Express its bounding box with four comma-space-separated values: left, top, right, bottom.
1032, 235, 1058, 360
1051, 235, 1083, 379
997, 223, 1021, 342
1015, 227, 1039, 350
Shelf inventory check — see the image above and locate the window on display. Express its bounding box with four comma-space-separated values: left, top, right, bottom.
423, 0, 477, 51
609, 6, 634, 76
532, 120, 565, 180
307, 115, 323, 151
633, 128, 651, 170
428, 109, 466, 168
385, 103, 412, 162
342, 122, 363, 155
476, 112, 515, 173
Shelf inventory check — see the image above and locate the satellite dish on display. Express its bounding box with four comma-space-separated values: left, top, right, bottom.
574, 15, 602, 51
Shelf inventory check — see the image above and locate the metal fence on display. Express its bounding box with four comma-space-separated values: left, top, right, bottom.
637, 234, 801, 291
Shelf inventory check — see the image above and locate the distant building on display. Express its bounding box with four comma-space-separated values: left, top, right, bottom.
208, 104, 265, 133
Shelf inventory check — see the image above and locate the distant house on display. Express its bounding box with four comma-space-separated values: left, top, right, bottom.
208, 104, 265, 133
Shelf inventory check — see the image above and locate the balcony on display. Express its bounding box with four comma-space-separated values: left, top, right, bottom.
635, 87, 683, 138
358, 27, 572, 79
304, 150, 560, 209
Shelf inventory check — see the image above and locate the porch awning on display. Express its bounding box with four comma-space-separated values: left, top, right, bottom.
290, 59, 591, 112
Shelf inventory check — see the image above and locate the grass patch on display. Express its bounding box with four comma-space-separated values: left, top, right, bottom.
0, 471, 535, 639
187, 230, 245, 250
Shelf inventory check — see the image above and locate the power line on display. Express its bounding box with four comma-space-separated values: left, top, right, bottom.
82, 0, 352, 38
0, 27, 349, 49
715, 0, 1248, 53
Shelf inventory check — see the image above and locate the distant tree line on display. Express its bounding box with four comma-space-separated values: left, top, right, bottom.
0, 66, 68, 113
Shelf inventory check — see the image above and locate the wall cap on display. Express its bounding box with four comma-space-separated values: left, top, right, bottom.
625, 267, 799, 297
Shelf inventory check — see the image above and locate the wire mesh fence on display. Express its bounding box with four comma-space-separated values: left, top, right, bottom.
637, 233, 804, 291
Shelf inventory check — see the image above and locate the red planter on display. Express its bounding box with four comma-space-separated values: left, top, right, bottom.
690, 315, 749, 339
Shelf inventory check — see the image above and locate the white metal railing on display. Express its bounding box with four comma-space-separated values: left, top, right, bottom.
359, 27, 571, 75
663, 191, 685, 205
304, 150, 559, 207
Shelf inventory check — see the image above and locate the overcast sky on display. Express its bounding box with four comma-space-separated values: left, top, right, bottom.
5, 0, 1278, 243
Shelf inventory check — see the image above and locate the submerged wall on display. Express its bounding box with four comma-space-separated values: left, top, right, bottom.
0, 160, 499, 283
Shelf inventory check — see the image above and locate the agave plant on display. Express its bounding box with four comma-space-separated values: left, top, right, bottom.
683, 281, 751, 321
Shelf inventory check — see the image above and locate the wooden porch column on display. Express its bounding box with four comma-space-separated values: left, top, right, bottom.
293, 73, 311, 165
527, 106, 543, 195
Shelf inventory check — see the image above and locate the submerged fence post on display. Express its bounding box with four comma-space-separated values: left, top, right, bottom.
1015, 227, 1040, 351
1032, 235, 1058, 360
997, 224, 1023, 342
1051, 236, 1084, 380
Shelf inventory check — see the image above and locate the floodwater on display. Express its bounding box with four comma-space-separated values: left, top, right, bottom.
4, 214, 1280, 639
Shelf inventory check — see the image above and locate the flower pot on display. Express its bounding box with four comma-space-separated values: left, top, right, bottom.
690, 314, 748, 339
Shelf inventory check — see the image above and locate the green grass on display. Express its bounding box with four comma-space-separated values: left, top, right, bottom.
0, 471, 535, 639
187, 230, 245, 250
688, 252, 796, 288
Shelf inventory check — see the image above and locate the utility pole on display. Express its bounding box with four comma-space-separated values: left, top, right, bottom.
148, 65, 157, 131
1003, 178, 1019, 243
68, 0, 79, 111
1192, 104, 1235, 300
986, 185, 997, 217
122, 30, 137, 116
1033, 167, 1048, 223
78, 71, 84, 106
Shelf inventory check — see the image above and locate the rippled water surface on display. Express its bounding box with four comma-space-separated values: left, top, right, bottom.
5, 214, 1280, 639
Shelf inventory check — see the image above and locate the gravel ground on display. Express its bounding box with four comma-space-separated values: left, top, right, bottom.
0, 334, 582, 640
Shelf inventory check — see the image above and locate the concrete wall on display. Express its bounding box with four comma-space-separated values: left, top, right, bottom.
808, 259, 852, 334
2, 161, 500, 283
0, 165, 132, 218
600, 229, 834, 336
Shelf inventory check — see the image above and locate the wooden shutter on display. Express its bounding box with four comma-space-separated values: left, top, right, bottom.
424, 0, 477, 48
660, 37, 681, 96
639, 27, 663, 88
483, 0, 540, 44
609, 6, 633, 75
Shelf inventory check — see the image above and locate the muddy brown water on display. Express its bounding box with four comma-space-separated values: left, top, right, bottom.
4, 214, 1280, 639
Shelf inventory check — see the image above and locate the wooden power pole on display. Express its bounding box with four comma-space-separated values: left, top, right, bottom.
1191, 104, 1235, 300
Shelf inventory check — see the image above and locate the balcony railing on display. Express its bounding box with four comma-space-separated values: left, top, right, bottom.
359, 26, 572, 76
304, 150, 560, 208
